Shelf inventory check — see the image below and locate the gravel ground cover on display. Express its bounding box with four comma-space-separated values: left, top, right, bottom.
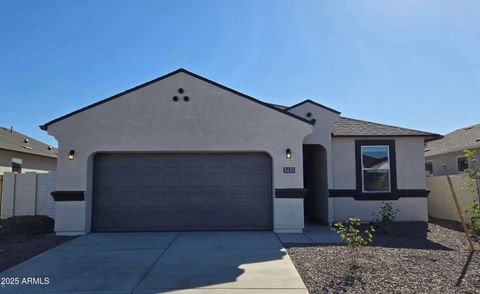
286, 218, 480, 294
0, 216, 75, 272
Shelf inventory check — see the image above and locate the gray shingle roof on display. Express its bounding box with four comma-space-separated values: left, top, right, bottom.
332, 117, 440, 140
0, 127, 58, 158
425, 124, 480, 157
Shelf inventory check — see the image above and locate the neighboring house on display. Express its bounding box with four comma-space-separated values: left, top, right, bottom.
425, 124, 480, 176
40, 69, 439, 235
0, 126, 57, 174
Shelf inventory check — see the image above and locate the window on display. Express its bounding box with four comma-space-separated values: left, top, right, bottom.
355, 140, 397, 196
457, 156, 468, 172
361, 146, 391, 192
11, 157, 22, 173
425, 161, 433, 176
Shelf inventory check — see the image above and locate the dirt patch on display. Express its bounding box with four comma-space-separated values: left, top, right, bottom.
286, 219, 480, 294
0, 216, 75, 272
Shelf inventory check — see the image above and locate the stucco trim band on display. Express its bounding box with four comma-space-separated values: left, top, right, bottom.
275, 188, 308, 199
51, 191, 85, 201
329, 189, 430, 200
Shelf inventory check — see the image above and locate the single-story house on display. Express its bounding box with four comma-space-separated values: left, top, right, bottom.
0, 126, 57, 174
425, 124, 480, 176
40, 69, 440, 235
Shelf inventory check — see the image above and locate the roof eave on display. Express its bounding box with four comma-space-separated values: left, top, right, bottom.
0, 147, 58, 159
332, 134, 443, 141
284, 99, 341, 114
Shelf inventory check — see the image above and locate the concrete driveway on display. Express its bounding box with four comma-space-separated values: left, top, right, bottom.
1, 232, 308, 293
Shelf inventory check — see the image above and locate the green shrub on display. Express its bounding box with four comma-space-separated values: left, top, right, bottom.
332, 217, 374, 266
462, 150, 480, 239
371, 202, 399, 233
465, 200, 480, 239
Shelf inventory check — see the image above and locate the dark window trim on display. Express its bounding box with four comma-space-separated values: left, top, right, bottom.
51, 191, 85, 201
329, 189, 430, 200
456, 156, 468, 173
425, 160, 433, 176
11, 157, 23, 173
355, 140, 397, 199
275, 188, 308, 199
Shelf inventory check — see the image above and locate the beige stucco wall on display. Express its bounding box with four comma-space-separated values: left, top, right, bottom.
46, 72, 313, 235
0, 149, 56, 174
427, 175, 478, 221
425, 148, 480, 176
330, 136, 428, 222
286, 102, 340, 222
286, 102, 340, 189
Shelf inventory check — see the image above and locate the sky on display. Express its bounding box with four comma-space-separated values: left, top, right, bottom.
1, 0, 479, 147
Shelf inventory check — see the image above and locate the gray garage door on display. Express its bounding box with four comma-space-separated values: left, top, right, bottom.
92, 153, 272, 231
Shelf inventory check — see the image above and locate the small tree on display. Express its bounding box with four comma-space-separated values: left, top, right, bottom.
371, 202, 399, 233
465, 201, 480, 239
463, 150, 480, 238
332, 217, 374, 266
463, 149, 480, 202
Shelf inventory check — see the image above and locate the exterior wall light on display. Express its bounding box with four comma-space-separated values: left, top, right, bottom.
286, 148, 292, 159
68, 150, 75, 160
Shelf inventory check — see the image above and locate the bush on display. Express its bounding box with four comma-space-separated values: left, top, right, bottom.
465, 200, 480, 239
332, 217, 374, 266
371, 202, 399, 233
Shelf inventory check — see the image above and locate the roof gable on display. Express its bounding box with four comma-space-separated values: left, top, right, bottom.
284, 99, 341, 114
40, 69, 312, 130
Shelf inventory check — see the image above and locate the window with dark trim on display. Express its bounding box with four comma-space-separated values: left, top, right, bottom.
355, 140, 397, 195
12, 157, 22, 173
425, 161, 433, 176
361, 145, 391, 192
457, 156, 468, 172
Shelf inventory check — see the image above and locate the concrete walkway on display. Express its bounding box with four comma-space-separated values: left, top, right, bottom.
1, 232, 308, 293
277, 223, 343, 244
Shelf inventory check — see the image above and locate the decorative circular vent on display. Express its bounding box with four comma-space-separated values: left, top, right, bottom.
178, 88, 184, 94
183, 96, 189, 102
173, 96, 179, 102
306, 112, 312, 118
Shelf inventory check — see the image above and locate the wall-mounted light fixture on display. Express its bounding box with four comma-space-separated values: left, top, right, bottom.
68, 150, 75, 160
286, 148, 292, 159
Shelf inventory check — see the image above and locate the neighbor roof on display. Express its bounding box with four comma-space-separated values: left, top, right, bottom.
0, 127, 58, 158
40, 68, 313, 130
332, 117, 441, 141
425, 124, 480, 157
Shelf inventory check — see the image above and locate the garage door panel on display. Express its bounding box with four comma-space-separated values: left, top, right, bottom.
96, 192, 115, 208
230, 191, 250, 206
140, 174, 163, 187
162, 173, 183, 187
185, 172, 205, 187
230, 174, 250, 187
93, 153, 272, 231
163, 191, 183, 207
206, 173, 228, 187
116, 192, 137, 208
186, 192, 206, 206
138, 192, 162, 207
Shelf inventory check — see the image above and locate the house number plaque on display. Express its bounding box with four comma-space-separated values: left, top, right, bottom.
283, 167, 295, 174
